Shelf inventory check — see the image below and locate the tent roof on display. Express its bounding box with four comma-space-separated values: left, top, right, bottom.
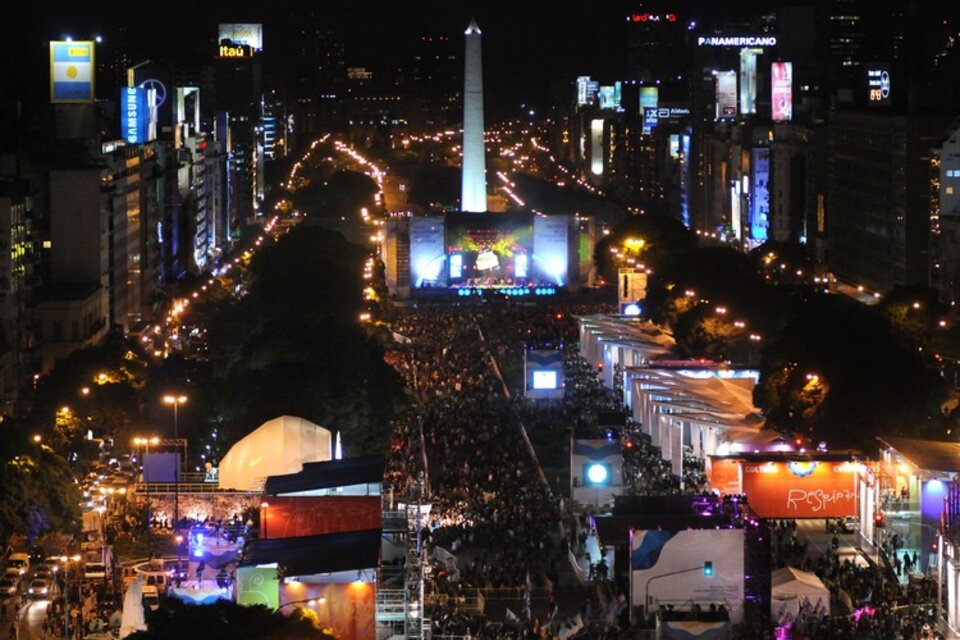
239, 529, 381, 576
878, 436, 960, 473
771, 566, 828, 594
218, 416, 332, 491
264, 455, 385, 495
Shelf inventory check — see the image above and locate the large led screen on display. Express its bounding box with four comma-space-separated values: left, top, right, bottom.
771, 62, 793, 122
444, 213, 533, 286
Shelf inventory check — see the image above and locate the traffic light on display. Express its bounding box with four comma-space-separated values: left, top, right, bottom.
874, 512, 886, 528
703, 561, 713, 576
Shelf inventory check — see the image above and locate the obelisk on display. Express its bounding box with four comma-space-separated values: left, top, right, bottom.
461, 18, 487, 213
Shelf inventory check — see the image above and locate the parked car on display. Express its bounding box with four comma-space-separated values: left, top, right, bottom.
83, 562, 107, 581
141, 585, 160, 611
8, 553, 30, 575
0, 577, 18, 597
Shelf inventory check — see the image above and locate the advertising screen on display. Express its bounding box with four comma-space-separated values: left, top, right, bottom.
639, 87, 659, 134
740, 460, 857, 518
50, 40, 95, 103
739, 48, 760, 115
866, 67, 891, 106
749, 148, 770, 243
445, 213, 533, 286
218, 23, 263, 50
632, 529, 744, 622
598, 83, 622, 110
715, 71, 737, 119
590, 119, 604, 175
771, 62, 793, 122
120, 87, 149, 144
532, 370, 558, 390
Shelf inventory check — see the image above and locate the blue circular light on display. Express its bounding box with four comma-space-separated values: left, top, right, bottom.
587, 463, 609, 484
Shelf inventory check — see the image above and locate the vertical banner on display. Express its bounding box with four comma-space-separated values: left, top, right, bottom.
771, 62, 793, 122
120, 87, 149, 144
639, 87, 659, 135
749, 148, 770, 243
236, 566, 279, 609
715, 71, 737, 120
590, 119, 604, 175
739, 48, 760, 115
50, 41, 95, 103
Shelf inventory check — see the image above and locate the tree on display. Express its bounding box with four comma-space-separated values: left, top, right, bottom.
127, 600, 336, 640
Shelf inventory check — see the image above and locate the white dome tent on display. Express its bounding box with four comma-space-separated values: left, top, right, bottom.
218, 416, 332, 491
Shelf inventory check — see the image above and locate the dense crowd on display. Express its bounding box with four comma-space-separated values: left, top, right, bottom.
760, 520, 945, 639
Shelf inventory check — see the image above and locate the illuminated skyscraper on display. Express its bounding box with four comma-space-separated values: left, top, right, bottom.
461, 18, 486, 213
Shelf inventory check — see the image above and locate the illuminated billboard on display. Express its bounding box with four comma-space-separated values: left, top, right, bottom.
576, 76, 599, 106
120, 87, 149, 144
740, 460, 857, 518
50, 40, 95, 103
631, 529, 745, 622
532, 371, 557, 389
698, 36, 777, 47
749, 148, 770, 243
739, 48, 760, 115
715, 71, 737, 119
218, 24, 263, 50
639, 87, 659, 134
598, 82, 622, 110
590, 119, 604, 176
771, 62, 793, 122
866, 67, 891, 106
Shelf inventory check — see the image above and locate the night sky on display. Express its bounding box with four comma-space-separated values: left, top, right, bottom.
7, 1, 751, 116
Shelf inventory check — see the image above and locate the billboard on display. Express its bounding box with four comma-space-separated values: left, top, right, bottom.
261, 496, 380, 539
639, 87, 659, 134
218, 23, 263, 51
577, 76, 599, 106
525, 349, 564, 399
120, 87, 149, 144
771, 62, 793, 122
866, 67, 891, 106
236, 566, 279, 609
598, 82, 622, 110
409, 216, 446, 287
715, 71, 737, 119
708, 458, 742, 495
739, 48, 760, 115
50, 41, 95, 103
590, 119, 604, 176
533, 215, 568, 286
631, 529, 744, 622
740, 460, 857, 518
749, 148, 770, 243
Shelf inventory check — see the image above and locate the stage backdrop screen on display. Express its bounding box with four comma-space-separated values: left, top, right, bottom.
533, 215, 569, 286
631, 529, 744, 622
740, 460, 856, 518
410, 216, 446, 287
445, 212, 532, 285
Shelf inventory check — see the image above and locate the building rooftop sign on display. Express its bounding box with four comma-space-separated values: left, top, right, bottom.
697, 36, 777, 47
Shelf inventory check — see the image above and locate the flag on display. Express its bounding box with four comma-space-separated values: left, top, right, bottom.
505, 608, 519, 624
50, 41, 94, 103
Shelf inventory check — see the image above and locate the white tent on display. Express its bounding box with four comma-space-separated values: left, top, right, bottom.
218, 416, 332, 491
771, 566, 830, 623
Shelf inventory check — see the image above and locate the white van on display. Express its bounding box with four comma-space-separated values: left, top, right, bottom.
141, 571, 168, 594
141, 585, 160, 611
8, 553, 29, 576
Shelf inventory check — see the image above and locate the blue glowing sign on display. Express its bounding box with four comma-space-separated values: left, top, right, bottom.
120, 87, 149, 144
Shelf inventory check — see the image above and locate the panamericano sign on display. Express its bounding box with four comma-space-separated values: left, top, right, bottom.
698, 36, 777, 47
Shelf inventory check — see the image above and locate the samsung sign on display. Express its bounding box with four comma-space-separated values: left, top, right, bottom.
698, 36, 777, 47
120, 87, 149, 144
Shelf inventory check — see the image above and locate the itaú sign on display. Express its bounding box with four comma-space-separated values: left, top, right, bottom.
219, 44, 253, 58
697, 36, 777, 47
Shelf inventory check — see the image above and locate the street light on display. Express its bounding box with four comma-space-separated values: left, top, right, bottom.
163, 395, 187, 531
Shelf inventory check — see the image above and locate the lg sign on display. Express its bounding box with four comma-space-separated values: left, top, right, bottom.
629, 13, 677, 23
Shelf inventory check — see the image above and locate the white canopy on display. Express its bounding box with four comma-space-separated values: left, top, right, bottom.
218, 416, 332, 491
771, 566, 830, 623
